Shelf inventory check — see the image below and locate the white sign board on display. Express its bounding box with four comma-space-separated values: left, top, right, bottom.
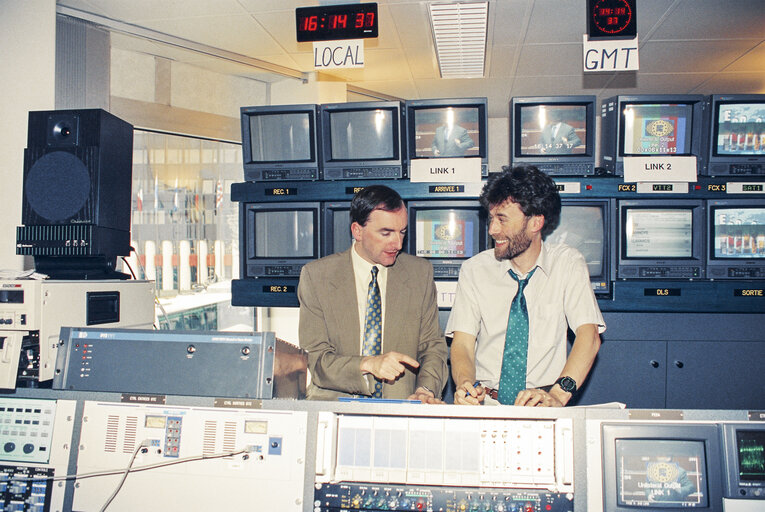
623, 156, 698, 183
410, 158, 482, 183
583, 35, 639, 72
313, 39, 365, 69
435, 281, 458, 309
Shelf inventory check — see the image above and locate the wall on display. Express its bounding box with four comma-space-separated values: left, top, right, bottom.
0, 1, 57, 271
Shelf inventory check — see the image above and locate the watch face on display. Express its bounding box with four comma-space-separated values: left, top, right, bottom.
559, 376, 577, 392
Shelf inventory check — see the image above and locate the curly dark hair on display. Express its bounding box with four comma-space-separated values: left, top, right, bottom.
479, 165, 561, 238
350, 185, 405, 226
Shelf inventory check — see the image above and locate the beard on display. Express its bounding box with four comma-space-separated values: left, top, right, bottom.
493, 218, 532, 261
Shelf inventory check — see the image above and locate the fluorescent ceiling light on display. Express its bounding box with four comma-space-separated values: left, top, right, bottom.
429, 2, 488, 79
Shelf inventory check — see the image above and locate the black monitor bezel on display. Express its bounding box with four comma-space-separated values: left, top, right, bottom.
321, 201, 353, 258
602, 422, 723, 512
706, 198, 765, 279
240, 104, 320, 166
704, 94, 765, 175
407, 199, 488, 279
617, 199, 705, 277
602, 94, 706, 174
242, 201, 321, 277
510, 95, 597, 167
721, 423, 765, 498
551, 197, 615, 296
405, 97, 488, 163
320, 100, 404, 169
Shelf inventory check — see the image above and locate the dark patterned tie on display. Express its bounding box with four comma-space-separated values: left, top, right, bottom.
362, 266, 383, 398
497, 267, 536, 404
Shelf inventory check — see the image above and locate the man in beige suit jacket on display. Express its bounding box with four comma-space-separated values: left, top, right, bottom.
297, 185, 447, 402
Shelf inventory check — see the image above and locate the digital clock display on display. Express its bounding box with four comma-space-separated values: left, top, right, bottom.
588, 0, 636, 39
296, 3, 378, 42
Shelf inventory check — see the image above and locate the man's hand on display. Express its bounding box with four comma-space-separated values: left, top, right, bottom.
360, 351, 419, 382
514, 388, 563, 407
454, 380, 485, 405
408, 387, 444, 404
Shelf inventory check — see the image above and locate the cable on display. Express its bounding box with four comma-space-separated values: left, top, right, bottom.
10, 447, 250, 484
99, 439, 149, 512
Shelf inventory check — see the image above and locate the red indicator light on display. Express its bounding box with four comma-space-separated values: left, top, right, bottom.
586, 184, 593, 190
546, 505, 552, 511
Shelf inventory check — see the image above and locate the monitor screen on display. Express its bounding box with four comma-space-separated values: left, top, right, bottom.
711, 206, 765, 259
247, 112, 313, 163
625, 208, 693, 259
714, 102, 765, 156
621, 103, 695, 156
548, 204, 605, 277
329, 108, 396, 160
736, 429, 765, 483
253, 209, 316, 258
412, 106, 481, 158
414, 208, 481, 260
517, 104, 588, 156
615, 439, 709, 508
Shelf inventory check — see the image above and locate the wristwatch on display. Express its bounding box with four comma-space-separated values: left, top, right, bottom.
554, 376, 577, 395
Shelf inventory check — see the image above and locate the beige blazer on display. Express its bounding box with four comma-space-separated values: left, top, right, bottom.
297, 248, 447, 400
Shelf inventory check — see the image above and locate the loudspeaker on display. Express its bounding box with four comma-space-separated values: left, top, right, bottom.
18, 109, 133, 263
17, 109, 134, 279
22, 109, 133, 231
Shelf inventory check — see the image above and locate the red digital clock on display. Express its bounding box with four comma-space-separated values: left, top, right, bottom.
587, 0, 637, 39
296, 3, 378, 42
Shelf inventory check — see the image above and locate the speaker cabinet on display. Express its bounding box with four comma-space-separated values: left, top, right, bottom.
18, 109, 133, 260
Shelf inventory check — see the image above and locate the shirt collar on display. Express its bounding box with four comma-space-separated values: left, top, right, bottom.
496, 241, 551, 280
351, 240, 388, 280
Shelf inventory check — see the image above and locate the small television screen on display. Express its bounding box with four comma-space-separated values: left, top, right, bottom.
517, 104, 588, 156
720, 424, 765, 499
322, 201, 353, 257
408, 200, 487, 279
329, 109, 396, 160
624, 208, 693, 259
247, 112, 312, 162
511, 96, 596, 176
405, 98, 488, 174
320, 101, 404, 179
602, 423, 723, 512
546, 199, 613, 295
617, 199, 705, 279
621, 103, 695, 156
240, 104, 320, 181
735, 430, 765, 482
713, 102, 765, 156
615, 439, 709, 508
599, 95, 705, 175
253, 209, 315, 258
706, 199, 765, 279
243, 202, 320, 278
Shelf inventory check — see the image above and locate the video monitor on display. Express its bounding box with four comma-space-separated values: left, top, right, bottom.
602, 423, 723, 512
599, 95, 706, 175
617, 199, 705, 279
322, 201, 353, 257
240, 104, 321, 181
706, 199, 765, 279
408, 200, 487, 279
721, 423, 765, 500
511, 96, 596, 176
547, 198, 614, 295
320, 101, 404, 179
241, 201, 320, 278
703, 94, 765, 176
405, 97, 488, 176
